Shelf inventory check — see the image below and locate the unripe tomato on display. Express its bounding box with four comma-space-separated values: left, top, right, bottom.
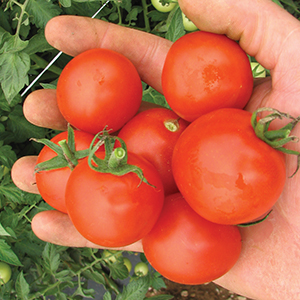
182, 12, 198, 31
151, 0, 177, 12
134, 262, 149, 277
0, 262, 11, 284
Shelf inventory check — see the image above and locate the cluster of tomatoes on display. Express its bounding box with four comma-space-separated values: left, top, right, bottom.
34, 31, 291, 285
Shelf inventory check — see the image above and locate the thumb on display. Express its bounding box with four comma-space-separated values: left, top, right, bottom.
178, 0, 300, 71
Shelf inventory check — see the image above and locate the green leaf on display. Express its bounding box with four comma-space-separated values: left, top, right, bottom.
103, 291, 112, 300
15, 271, 30, 300
42, 243, 60, 274
72, 284, 95, 298
26, 0, 62, 28
165, 7, 185, 42
6, 105, 47, 143
59, 0, 72, 7
0, 223, 11, 237
24, 30, 53, 55
0, 144, 17, 168
82, 269, 106, 285
271, 0, 284, 7
117, 0, 132, 12
116, 276, 150, 300
0, 183, 24, 204
142, 86, 169, 108
0, 33, 30, 103
0, 239, 22, 266
150, 272, 167, 291
109, 261, 129, 280
281, 0, 300, 12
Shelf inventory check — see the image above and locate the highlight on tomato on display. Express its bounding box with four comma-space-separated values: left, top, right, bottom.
162, 31, 253, 122
118, 107, 189, 195
65, 131, 165, 248
172, 107, 300, 225
142, 193, 242, 285
56, 48, 143, 135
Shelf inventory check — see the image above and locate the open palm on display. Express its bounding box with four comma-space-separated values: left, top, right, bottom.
12, 0, 300, 299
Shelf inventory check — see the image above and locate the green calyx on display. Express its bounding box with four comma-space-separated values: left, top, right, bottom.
251, 107, 300, 177
88, 128, 155, 188
32, 124, 90, 172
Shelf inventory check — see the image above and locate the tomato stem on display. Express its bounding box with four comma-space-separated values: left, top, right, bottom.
251, 107, 300, 177
32, 124, 90, 172
88, 129, 155, 187
58, 139, 77, 170
164, 119, 180, 132
108, 148, 126, 168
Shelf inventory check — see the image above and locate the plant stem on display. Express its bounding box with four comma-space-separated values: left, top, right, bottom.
14, 0, 30, 41
141, 0, 151, 32
30, 54, 62, 76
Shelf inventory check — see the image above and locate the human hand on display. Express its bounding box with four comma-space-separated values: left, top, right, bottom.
11, 0, 300, 299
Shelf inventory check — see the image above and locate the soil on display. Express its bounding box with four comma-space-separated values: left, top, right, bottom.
146, 279, 254, 300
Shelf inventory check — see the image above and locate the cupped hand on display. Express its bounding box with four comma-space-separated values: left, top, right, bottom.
11, 0, 300, 299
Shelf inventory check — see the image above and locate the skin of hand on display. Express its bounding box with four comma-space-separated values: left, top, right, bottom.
11, 0, 300, 299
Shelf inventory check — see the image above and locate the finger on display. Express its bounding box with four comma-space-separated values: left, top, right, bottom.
45, 16, 172, 93
32, 210, 144, 252
23, 89, 68, 131
11, 156, 40, 194
179, 0, 300, 70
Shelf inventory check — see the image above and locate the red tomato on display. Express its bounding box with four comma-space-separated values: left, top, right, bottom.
172, 108, 286, 225
65, 152, 164, 247
35, 130, 95, 213
56, 48, 143, 134
118, 108, 189, 195
161, 31, 253, 122
142, 193, 242, 285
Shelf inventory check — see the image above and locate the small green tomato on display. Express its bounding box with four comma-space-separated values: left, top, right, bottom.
123, 257, 132, 272
182, 12, 198, 31
251, 62, 266, 78
102, 250, 122, 264
134, 262, 149, 277
0, 262, 11, 284
151, 0, 177, 13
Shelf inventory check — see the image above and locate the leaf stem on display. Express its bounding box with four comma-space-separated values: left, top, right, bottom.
13, 0, 30, 41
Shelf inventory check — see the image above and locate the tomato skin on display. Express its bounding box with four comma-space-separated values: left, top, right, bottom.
57, 48, 143, 134
182, 13, 198, 32
151, 0, 177, 12
142, 193, 242, 285
36, 130, 95, 213
0, 262, 11, 284
172, 108, 286, 225
162, 31, 253, 122
118, 108, 189, 195
65, 152, 164, 247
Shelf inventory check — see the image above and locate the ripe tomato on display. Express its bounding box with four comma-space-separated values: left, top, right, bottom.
35, 130, 95, 213
56, 48, 143, 134
118, 108, 189, 195
161, 31, 253, 122
65, 151, 164, 247
142, 193, 242, 284
172, 108, 286, 225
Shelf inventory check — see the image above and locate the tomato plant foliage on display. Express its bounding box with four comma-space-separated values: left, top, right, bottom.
0, 0, 300, 299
